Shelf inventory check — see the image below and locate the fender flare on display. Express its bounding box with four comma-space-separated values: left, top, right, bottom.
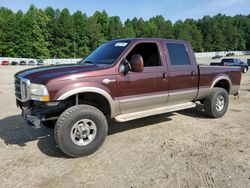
210, 75, 231, 93
57, 87, 118, 118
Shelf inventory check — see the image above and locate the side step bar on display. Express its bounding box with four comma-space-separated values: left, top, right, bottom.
115, 102, 196, 122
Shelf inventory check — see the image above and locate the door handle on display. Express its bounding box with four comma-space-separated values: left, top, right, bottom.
191, 71, 195, 76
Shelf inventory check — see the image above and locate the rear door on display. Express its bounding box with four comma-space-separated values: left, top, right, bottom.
164, 41, 198, 106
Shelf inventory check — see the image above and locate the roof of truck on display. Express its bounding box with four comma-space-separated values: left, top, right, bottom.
112, 38, 188, 43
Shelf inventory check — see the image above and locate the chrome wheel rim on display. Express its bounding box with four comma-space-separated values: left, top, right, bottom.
71, 119, 97, 146
215, 95, 224, 111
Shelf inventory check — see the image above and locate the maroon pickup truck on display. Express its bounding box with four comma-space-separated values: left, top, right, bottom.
14, 38, 242, 157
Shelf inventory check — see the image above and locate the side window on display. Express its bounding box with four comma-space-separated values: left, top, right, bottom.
126, 43, 162, 67
166, 43, 191, 66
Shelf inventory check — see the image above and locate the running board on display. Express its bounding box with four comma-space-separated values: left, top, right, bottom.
114, 102, 196, 122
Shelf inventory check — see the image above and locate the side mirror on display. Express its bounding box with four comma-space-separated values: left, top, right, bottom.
131, 54, 144, 72
119, 59, 130, 75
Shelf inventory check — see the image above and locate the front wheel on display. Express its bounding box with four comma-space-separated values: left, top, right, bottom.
54, 105, 108, 157
203, 87, 229, 118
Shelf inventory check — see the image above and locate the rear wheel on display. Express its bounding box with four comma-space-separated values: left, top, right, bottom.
55, 105, 108, 157
203, 87, 229, 118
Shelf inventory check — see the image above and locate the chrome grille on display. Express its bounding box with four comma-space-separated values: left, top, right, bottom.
15, 79, 22, 99
14, 77, 30, 101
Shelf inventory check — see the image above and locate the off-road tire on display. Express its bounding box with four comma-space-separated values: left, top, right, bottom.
203, 87, 229, 118
54, 105, 108, 157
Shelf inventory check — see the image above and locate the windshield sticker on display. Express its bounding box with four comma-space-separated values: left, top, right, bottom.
115, 42, 128, 47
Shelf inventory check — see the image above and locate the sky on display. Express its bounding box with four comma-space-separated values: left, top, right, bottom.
0, 0, 249, 22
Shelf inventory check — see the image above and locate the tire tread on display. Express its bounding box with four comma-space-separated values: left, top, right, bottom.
55, 105, 108, 158
203, 87, 229, 118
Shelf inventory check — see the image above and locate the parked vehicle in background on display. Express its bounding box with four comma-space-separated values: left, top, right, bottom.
51, 62, 61, 65
28, 60, 36, 66
37, 60, 44, 66
212, 55, 223, 59
11, 61, 19, 66
19, 61, 27, 66
226, 53, 235, 56
223, 59, 249, 73
1, 60, 10, 66
15, 38, 242, 157
210, 58, 249, 73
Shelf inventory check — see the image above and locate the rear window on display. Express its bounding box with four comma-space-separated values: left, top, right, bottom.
166, 43, 191, 66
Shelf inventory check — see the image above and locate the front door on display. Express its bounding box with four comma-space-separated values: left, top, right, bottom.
116, 42, 168, 114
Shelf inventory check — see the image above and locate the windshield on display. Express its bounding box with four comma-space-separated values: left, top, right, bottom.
80, 40, 131, 67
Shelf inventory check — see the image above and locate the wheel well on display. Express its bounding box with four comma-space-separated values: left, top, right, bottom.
68, 92, 111, 116
213, 80, 230, 93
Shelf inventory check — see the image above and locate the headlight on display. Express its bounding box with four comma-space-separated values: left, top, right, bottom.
30, 83, 50, 102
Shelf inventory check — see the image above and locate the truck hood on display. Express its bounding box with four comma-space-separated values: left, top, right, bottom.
15, 64, 101, 84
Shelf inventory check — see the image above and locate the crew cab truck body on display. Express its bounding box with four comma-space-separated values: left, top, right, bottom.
15, 38, 242, 157
210, 58, 249, 73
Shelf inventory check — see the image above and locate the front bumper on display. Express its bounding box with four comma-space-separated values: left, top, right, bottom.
16, 99, 64, 128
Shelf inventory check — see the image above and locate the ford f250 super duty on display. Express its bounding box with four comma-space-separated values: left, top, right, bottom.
14, 38, 242, 157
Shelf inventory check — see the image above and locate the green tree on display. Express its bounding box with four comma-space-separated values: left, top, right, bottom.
32, 9, 50, 58
108, 16, 123, 40
85, 15, 105, 51
121, 19, 136, 38
0, 7, 16, 56
148, 16, 174, 38
72, 11, 89, 57
174, 19, 203, 52
44, 7, 57, 57
144, 21, 157, 37
14, 5, 36, 57
93, 11, 110, 41
131, 18, 146, 37
198, 15, 226, 51
2, 6, 250, 58
54, 8, 74, 57
11, 5, 50, 58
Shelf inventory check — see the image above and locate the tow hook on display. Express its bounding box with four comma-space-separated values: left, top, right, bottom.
234, 92, 239, 99
25, 115, 42, 129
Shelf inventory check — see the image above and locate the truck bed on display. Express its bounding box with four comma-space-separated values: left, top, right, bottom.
198, 65, 241, 97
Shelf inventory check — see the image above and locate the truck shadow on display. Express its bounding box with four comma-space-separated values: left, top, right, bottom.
0, 109, 206, 158
108, 113, 174, 135
0, 114, 64, 157
177, 107, 209, 119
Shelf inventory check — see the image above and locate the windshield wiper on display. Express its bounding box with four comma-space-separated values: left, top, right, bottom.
84, 61, 95, 65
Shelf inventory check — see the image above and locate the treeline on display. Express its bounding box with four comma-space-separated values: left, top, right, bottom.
0, 5, 250, 58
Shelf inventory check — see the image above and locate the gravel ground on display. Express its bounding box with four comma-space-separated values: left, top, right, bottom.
0, 65, 250, 188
